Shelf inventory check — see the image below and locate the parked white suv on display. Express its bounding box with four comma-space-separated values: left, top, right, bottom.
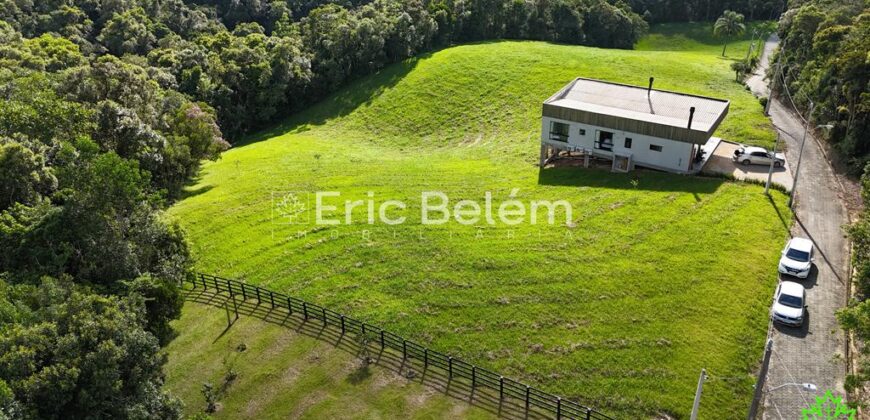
778, 237, 813, 279
771, 281, 806, 327
732, 146, 785, 167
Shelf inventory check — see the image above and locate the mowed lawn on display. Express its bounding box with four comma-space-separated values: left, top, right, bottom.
166, 24, 788, 418
165, 301, 490, 419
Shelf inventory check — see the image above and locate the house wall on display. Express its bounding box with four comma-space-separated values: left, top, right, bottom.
540, 116, 695, 173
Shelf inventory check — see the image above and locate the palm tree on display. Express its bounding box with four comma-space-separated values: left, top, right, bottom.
713, 10, 746, 57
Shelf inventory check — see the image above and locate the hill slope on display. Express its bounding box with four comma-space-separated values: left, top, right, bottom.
167, 26, 785, 418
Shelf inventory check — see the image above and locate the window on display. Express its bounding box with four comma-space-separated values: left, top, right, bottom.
624, 138, 632, 148
578, 128, 586, 136
549, 121, 569, 142
650, 144, 663, 152
594, 130, 614, 151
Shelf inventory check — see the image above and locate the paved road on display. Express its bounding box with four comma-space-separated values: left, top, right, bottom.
748, 35, 850, 419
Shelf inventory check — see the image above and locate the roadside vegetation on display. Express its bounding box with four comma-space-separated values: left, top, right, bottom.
771, 0, 869, 173
167, 28, 789, 418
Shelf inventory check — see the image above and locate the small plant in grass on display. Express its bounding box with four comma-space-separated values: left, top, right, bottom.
347, 331, 374, 384
356, 331, 372, 367
220, 355, 239, 392
201, 382, 217, 413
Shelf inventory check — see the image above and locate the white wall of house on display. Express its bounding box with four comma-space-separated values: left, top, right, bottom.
540, 116, 695, 173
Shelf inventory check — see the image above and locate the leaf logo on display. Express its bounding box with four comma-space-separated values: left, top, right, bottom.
275, 192, 307, 222
802, 390, 856, 419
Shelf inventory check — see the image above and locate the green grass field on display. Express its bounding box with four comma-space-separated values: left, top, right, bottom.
164, 299, 491, 419
165, 24, 788, 418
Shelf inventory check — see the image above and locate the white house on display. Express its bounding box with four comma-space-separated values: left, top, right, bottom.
540, 77, 729, 174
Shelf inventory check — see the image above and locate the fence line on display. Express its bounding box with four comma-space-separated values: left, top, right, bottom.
186, 272, 613, 420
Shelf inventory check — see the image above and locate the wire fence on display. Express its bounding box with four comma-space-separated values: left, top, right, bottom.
186, 272, 613, 420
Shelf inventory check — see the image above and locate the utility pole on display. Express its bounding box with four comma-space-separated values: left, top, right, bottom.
764, 131, 780, 195
789, 101, 815, 209
764, 40, 786, 116
745, 29, 758, 61
748, 339, 773, 419
690, 368, 707, 420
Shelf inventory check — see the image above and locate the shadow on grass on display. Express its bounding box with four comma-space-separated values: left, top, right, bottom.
537, 166, 725, 193
181, 287, 578, 420
641, 21, 776, 50
346, 364, 373, 385
232, 56, 425, 148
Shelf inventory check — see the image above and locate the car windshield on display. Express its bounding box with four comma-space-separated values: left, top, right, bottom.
786, 248, 810, 262
778, 293, 803, 308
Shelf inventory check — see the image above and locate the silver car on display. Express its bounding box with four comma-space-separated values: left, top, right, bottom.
732, 146, 785, 167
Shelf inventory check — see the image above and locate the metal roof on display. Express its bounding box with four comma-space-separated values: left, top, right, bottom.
542, 78, 730, 144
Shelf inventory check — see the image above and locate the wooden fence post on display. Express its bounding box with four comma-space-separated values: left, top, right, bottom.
586, 408, 592, 420
448, 357, 453, 378
379, 330, 384, 350
227, 279, 233, 296
499, 376, 504, 400
255, 287, 261, 305
269, 291, 274, 308
287, 297, 292, 314
321, 308, 327, 326
213, 277, 219, 291
424, 349, 428, 368
402, 340, 407, 359
472, 366, 476, 389
241, 283, 247, 300
302, 302, 308, 320
557, 397, 561, 419
525, 386, 530, 413
201, 274, 207, 290
340, 315, 345, 334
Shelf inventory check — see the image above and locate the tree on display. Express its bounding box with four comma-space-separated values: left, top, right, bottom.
0, 140, 57, 211
0, 277, 182, 419
713, 10, 746, 56
98, 7, 157, 56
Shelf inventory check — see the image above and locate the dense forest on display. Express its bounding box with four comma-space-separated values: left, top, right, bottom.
772, 0, 869, 173
626, 0, 784, 23
0, 0, 864, 417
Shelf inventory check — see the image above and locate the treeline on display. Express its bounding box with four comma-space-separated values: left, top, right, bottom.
2, 0, 649, 141
625, 0, 783, 23
840, 174, 870, 396
0, 23, 221, 417
772, 0, 869, 173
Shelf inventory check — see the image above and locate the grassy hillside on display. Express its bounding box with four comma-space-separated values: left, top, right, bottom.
166, 25, 787, 418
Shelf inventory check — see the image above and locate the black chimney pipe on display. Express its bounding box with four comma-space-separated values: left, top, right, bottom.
688, 106, 696, 129
648, 77, 654, 95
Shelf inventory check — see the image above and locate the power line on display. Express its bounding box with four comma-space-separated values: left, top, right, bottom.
777, 68, 809, 125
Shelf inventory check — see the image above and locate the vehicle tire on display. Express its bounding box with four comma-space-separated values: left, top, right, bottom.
742, 159, 751, 166
774, 161, 782, 168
